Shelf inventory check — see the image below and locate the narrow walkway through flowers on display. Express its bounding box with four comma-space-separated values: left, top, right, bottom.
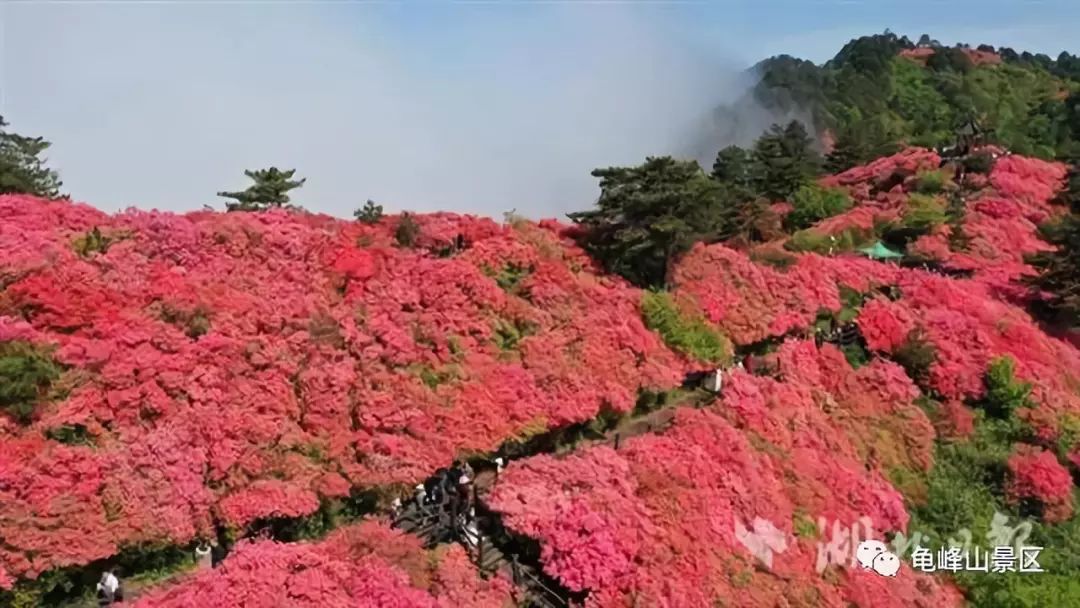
388, 385, 714, 608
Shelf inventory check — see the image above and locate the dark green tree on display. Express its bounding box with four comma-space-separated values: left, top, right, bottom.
711, 145, 756, 194
217, 167, 306, 212
0, 116, 63, 198
394, 212, 420, 248
827, 31, 912, 73
354, 199, 384, 224
825, 129, 870, 174
751, 120, 822, 201
926, 47, 974, 73
1029, 168, 1080, 326
568, 156, 742, 288
785, 184, 853, 230
999, 47, 1020, 62
1065, 93, 1080, 153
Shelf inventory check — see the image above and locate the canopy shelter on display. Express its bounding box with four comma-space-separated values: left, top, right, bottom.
858, 241, 904, 260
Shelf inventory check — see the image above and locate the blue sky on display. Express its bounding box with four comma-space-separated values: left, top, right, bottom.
2, 1, 1077, 218
364, 1, 1079, 65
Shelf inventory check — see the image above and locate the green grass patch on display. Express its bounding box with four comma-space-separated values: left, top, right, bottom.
785, 184, 854, 230
641, 291, 731, 365
786, 226, 875, 254
44, 423, 93, 446
840, 343, 870, 368
0, 340, 62, 424
902, 193, 949, 232
983, 356, 1034, 420
793, 512, 818, 539
912, 169, 949, 194
493, 263, 533, 293
72, 226, 129, 258
492, 317, 537, 352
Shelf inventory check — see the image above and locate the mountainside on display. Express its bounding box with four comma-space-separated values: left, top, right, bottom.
489, 148, 1080, 607
2, 143, 1079, 607
716, 32, 1080, 165
0, 197, 689, 600
3, 30, 1080, 608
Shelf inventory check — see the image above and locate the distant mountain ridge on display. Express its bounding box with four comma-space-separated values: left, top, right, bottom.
712, 32, 1080, 166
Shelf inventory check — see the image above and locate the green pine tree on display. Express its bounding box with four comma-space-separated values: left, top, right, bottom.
568, 156, 742, 288
751, 120, 822, 201
824, 132, 867, 174
711, 145, 753, 190
354, 199, 384, 224
0, 116, 63, 198
217, 167, 306, 212
1029, 167, 1080, 326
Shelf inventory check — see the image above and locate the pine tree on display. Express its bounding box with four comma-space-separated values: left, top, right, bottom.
825, 118, 901, 174
1029, 167, 1080, 326
824, 132, 867, 174
354, 200, 384, 224
711, 145, 753, 189
751, 120, 822, 201
568, 156, 741, 288
0, 116, 63, 198
217, 167, 306, 212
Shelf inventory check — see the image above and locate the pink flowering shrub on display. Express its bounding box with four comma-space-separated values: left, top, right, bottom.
131, 520, 513, 608
670, 147, 1080, 433
487, 342, 957, 607
856, 298, 916, 352
1006, 446, 1075, 523
217, 480, 321, 528
1, 144, 1076, 605
822, 148, 942, 189
990, 155, 1068, 206
0, 195, 685, 579
670, 244, 899, 345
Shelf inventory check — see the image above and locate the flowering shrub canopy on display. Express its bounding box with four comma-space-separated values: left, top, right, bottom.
0, 196, 684, 579
671, 149, 1080, 439
2, 144, 1078, 605
487, 341, 958, 607
131, 520, 513, 608
1006, 446, 1075, 523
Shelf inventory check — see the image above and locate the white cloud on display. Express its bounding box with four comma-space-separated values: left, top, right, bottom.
1, 3, 766, 219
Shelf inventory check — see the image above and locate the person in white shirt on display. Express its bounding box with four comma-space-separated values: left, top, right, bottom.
97, 569, 120, 604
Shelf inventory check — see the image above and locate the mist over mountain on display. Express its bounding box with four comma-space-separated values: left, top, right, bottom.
4, 3, 794, 219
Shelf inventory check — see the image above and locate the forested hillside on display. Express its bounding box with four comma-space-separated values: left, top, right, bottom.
717, 32, 1080, 166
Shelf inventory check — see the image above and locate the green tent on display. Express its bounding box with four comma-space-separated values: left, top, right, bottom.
858, 241, 904, 260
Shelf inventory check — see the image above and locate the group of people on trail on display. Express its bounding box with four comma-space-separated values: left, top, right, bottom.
419, 459, 478, 539
392, 457, 510, 552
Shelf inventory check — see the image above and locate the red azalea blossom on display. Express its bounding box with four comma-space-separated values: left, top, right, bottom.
0, 195, 685, 579
1, 144, 1076, 607
1006, 446, 1075, 523
131, 521, 513, 608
